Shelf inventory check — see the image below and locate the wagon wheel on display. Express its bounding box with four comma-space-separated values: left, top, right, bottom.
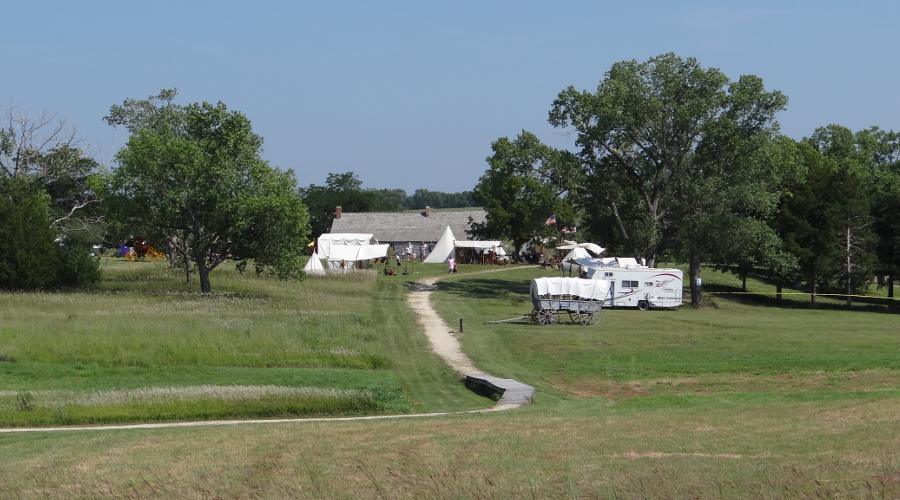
537, 309, 555, 325
568, 311, 583, 324
580, 312, 596, 326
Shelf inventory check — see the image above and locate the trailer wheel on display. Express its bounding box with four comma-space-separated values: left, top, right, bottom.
637, 300, 650, 311
580, 312, 596, 325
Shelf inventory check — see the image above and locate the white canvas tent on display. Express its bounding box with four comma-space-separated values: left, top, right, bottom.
317, 233, 376, 259
423, 226, 505, 263
325, 244, 389, 269
556, 242, 605, 255
424, 226, 456, 263
303, 251, 326, 275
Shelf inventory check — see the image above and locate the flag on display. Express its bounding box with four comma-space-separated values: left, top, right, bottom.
544, 214, 556, 226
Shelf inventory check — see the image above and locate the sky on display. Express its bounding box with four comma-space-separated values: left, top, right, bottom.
3, 1, 898, 192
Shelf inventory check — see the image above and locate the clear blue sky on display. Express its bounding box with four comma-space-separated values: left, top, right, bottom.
3, 1, 898, 192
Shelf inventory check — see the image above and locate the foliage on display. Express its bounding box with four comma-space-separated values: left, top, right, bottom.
549, 53, 789, 304
0, 177, 99, 289
406, 188, 477, 210
105, 90, 310, 292
0, 108, 103, 236
472, 131, 580, 251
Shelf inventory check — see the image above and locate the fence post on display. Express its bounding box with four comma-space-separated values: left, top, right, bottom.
459, 318, 463, 333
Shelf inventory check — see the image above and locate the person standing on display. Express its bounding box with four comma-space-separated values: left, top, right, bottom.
448, 253, 456, 274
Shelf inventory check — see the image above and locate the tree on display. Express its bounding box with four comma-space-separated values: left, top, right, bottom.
300, 172, 391, 237
0, 177, 99, 289
0, 107, 102, 235
550, 53, 789, 305
473, 131, 580, 252
106, 93, 309, 293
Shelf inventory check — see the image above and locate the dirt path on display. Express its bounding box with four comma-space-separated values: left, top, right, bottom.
0, 267, 535, 434
407, 267, 535, 408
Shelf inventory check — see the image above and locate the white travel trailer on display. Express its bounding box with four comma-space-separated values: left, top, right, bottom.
584, 265, 684, 310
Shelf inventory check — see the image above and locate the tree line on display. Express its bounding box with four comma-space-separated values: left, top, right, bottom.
474, 53, 899, 306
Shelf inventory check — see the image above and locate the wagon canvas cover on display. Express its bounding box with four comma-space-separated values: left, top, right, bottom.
529, 277, 611, 301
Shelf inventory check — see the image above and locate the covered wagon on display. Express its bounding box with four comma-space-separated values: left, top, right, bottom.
529, 277, 611, 326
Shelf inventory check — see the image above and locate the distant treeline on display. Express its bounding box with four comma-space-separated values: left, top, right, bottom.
300, 172, 477, 237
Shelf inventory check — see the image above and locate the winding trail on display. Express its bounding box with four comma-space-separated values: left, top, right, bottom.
407, 271, 534, 409
0, 267, 534, 434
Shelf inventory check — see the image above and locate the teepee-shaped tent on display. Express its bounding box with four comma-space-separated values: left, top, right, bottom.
303, 251, 326, 275
424, 226, 456, 263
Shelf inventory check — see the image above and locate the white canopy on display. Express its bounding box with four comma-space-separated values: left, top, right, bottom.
454, 240, 502, 250
580, 243, 605, 255
529, 277, 611, 301
317, 233, 375, 259
556, 242, 605, 255
424, 226, 456, 263
562, 247, 591, 262
325, 243, 389, 262
302, 251, 326, 275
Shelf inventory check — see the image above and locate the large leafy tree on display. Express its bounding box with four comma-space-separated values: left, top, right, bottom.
473, 131, 580, 252
106, 92, 309, 293
550, 53, 789, 305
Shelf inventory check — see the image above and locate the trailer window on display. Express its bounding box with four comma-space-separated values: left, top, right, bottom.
604, 272, 614, 277
645, 282, 653, 287
621, 280, 639, 288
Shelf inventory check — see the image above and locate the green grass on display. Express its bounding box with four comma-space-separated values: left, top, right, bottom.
0, 260, 897, 497
433, 266, 900, 399
0, 258, 490, 426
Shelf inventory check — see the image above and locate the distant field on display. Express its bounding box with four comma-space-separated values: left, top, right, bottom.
0, 259, 489, 426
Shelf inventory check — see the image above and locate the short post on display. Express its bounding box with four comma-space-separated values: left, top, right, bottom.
459, 318, 463, 333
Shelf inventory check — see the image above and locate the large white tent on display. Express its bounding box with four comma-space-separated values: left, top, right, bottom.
317, 233, 376, 259
325, 244, 389, 263
303, 251, 326, 275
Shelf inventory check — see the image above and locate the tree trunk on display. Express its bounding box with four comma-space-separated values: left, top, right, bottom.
689, 252, 702, 308
810, 276, 817, 306
889, 274, 895, 298
776, 281, 783, 305
183, 256, 192, 284
846, 225, 852, 308
741, 273, 747, 292
197, 259, 212, 293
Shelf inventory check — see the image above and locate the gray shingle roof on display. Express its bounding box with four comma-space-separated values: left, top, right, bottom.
329, 209, 486, 243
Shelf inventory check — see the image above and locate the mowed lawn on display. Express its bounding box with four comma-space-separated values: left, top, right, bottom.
0, 262, 898, 497
0, 259, 489, 426
434, 267, 900, 401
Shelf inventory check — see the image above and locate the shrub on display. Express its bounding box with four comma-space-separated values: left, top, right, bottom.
0, 177, 99, 289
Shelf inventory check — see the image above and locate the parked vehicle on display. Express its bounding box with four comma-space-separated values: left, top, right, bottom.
584, 266, 684, 310
529, 277, 611, 325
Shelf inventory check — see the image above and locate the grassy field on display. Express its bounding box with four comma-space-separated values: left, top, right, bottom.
0, 258, 489, 426
0, 261, 897, 497
434, 266, 900, 400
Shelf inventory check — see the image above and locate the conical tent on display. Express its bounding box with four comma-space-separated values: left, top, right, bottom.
424, 226, 456, 263
303, 251, 326, 275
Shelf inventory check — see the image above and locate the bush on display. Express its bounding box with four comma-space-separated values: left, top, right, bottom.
0, 178, 99, 289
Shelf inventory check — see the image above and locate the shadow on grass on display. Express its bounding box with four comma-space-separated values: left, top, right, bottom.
704, 283, 899, 314
426, 278, 531, 300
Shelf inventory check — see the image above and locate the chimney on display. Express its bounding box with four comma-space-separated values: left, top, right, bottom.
335, 206, 342, 219
425, 205, 432, 217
